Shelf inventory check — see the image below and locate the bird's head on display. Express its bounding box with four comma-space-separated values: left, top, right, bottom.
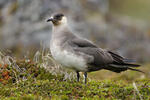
47, 13, 67, 26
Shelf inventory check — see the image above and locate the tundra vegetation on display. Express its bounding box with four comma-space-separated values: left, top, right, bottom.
0, 50, 149, 100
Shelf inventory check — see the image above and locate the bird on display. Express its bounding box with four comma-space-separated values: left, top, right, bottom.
47, 13, 143, 84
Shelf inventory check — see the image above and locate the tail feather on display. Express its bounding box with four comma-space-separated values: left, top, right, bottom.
107, 51, 143, 73
113, 62, 140, 67
105, 64, 127, 73
107, 64, 144, 73
128, 67, 145, 73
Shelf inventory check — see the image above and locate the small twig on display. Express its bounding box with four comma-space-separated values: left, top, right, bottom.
133, 82, 143, 100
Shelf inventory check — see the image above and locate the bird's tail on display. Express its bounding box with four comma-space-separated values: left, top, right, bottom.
114, 62, 140, 67
107, 51, 144, 73
107, 64, 144, 73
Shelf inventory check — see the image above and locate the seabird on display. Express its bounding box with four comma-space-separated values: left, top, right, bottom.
47, 13, 143, 84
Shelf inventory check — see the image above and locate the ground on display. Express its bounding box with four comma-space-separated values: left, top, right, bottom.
0, 52, 150, 100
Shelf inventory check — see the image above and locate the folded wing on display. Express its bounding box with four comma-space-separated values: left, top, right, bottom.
71, 37, 143, 73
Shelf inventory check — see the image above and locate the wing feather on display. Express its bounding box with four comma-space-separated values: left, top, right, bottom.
71, 38, 97, 48
70, 37, 142, 73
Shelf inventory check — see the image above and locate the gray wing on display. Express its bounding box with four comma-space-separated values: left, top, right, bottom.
71, 37, 142, 73
71, 37, 97, 47
71, 38, 114, 66
73, 47, 113, 65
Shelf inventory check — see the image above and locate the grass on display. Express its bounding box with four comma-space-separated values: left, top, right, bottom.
0, 50, 150, 100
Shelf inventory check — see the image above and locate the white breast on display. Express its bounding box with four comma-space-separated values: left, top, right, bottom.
50, 42, 88, 72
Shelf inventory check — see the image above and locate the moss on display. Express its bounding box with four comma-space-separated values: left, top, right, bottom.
0, 74, 150, 99
0, 53, 150, 99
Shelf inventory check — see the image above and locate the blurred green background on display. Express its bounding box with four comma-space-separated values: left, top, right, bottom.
110, 0, 150, 21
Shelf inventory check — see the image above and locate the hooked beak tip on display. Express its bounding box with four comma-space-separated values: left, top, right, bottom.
46, 19, 51, 22
46, 18, 53, 22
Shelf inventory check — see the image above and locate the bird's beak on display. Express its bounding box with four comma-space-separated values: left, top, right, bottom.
47, 17, 53, 22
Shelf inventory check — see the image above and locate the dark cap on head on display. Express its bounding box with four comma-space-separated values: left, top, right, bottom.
47, 13, 64, 22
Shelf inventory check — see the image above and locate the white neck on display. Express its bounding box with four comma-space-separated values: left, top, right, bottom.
51, 17, 71, 41
52, 23, 68, 33
61, 17, 68, 25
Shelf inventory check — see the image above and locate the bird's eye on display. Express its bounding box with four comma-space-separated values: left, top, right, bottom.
54, 14, 64, 20
55, 15, 61, 18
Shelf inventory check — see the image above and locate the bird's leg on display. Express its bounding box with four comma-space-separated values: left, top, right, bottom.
76, 71, 80, 82
84, 72, 87, 84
